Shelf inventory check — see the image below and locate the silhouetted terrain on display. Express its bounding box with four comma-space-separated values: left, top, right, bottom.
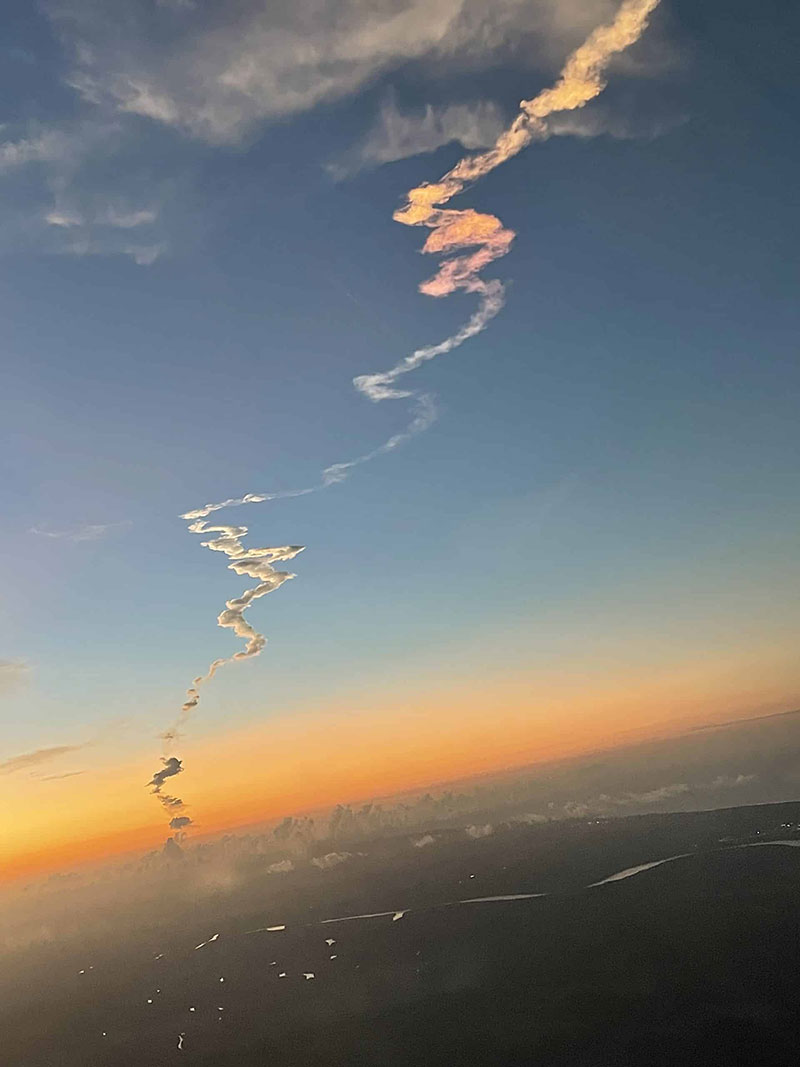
3, 800, 800, 1065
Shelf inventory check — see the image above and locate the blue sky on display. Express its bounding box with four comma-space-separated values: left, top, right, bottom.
1, 0, 799, 788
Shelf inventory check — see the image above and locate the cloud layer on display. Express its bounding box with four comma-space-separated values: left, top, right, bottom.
51, 0, 625, 144
1, 0, 669, 266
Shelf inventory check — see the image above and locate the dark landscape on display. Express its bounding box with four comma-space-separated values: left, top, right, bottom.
4, 800, 800, 1066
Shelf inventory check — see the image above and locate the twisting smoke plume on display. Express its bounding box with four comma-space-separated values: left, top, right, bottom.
357, 0, 660, 400
152, 0, 660, 833
161, 532, 306, 745
148, 757, 192, 821
149, 756, 183, 793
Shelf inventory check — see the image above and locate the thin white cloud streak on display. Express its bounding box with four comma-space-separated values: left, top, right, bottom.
37, 770, 87, 781
45, 209, 84, 228
99, 206, 157, 228
319, 393, 438, 483
30, 520, 130, 542
0, 129, 71, 172
44, 204, 156, 231
353, 288, 505, 401
158, 0, 660, 833
0, 744, 86, 775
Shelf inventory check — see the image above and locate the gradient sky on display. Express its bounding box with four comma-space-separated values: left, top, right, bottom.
1, 0, 799, 879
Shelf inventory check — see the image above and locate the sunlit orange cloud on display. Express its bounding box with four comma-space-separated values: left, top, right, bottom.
4, 639, 797, 883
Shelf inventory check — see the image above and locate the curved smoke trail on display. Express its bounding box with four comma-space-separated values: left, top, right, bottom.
149, 0, 660, 830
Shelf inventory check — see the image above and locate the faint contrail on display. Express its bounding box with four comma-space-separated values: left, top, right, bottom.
153, 0, 660, 830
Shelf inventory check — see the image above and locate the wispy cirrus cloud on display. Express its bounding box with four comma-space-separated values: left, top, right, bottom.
30, 520, 130, 542
692, 707, 800, 732
98, 205, 158, 229
328, 94, 508, 179
51, 0, 631, 145
44, 204, 157, 230
37, 770, 87, 781
0, 744, 86, 776
0, 0, 674, 264
0, 661, 30, 691
544, 101, 686, 140
0, 116, 169, 265
0, 127, 73, 173
329, 91, 683, 180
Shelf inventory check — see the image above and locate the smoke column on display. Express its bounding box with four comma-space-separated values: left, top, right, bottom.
152, 0, 660, 830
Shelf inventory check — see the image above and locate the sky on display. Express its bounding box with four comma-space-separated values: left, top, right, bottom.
1, 0, 799, 881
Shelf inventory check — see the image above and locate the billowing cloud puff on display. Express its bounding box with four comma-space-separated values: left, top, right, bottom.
266, 859, 295, 874
412, 834, 436, 848
465, 823, 494, 839
311, 851, 353, 871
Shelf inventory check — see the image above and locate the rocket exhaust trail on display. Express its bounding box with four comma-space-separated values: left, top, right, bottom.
153, 0, 660, 832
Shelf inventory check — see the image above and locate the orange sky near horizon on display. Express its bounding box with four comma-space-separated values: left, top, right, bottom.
3, 639, 798, 885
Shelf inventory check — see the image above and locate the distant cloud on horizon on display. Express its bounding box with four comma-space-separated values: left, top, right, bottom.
692, 707, 800, 732
550, 772, 760, 820
267, 859, 295, 874
311, 851, 353, 871
465, 823, 494, 839
412, 833, 436, 848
